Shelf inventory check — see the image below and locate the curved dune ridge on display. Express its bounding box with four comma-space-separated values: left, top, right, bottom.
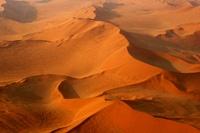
0, 18, 133, 82
0, 0, 200, 132
0, 75, 112, 132
69, 101, 200, 133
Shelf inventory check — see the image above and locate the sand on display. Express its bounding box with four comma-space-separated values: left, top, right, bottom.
69, 101, 200, 133
0, 0, 200, 132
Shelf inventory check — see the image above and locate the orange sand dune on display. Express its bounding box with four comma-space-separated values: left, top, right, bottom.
103, 71, 200, 128
125, 32, 200, 73
95, 0, 200, 35
0, 0, 200, 132
0, 75, 112, 133
62, 47, 161, 98
69, 101, 200, 133
0, 0, 98, 41
93, 0, 200, 74
0, 18, 129, 82
0, 0, 5, 11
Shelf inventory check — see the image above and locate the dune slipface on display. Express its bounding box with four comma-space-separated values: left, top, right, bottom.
69, 101, 200, 133
0, 0, 200, 133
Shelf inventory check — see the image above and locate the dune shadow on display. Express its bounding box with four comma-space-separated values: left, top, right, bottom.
58, 80, 80, 99
125, 98, 200, 129
189, 1, 200, 7
125, 100, 165, 115
37, 0, 52, 3
95, 2, 123, 21
1, 0, 37, 23
122, 31, 179, 72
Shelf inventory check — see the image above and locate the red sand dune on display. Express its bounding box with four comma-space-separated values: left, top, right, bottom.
0, 0, 200, 132
70, 101, 200, 133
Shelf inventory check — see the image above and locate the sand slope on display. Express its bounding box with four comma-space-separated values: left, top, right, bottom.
0, 75, 112, 133
69, 101, 200, 133
0, 0, 200, 132
0, 18, 129, 81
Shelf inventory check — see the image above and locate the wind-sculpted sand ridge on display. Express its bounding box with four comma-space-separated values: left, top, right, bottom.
0, 75, 112, 133
69, 101, 200, 133
0, 0, 200, 132
103, 71, 200, 128
93, 1, 200, 73
0, 18, 130, 82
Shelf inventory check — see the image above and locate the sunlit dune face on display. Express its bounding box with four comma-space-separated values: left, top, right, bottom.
0, 0, 5, 11
0, 0, 200, 132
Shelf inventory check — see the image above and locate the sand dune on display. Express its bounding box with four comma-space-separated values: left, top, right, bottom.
94, 0, 200, 35
158, 23, 200, 51
0, 18, 129, 82
70, 101, 200, 133
0, 75, 112, 132
0, 0, 99, 41
0, 0, 5, 11
0, 0, 200, 132
103, 71, 200, 128
93, 0, 200, 74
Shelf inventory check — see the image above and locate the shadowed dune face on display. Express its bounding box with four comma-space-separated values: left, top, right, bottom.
58, 80, 80, 99
158, 30, 200, 51
1, 0, 37, 23
0, 75, 65, 103
123, 31, 200, 73
188, 0, 200, 6
0, 0, 200, 132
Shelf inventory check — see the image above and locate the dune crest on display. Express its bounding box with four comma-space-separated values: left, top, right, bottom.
0, 0, 200, 132
70, 101, 200, 133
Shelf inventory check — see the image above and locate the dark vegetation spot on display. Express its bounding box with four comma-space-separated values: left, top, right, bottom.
1, 0, 37, 23
37, 0, 52, 3
165, 30, 178, 38
189, 1, 200, 7
95, 2, 123, 21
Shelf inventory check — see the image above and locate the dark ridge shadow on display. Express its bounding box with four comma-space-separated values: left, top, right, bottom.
124, 98, 200, 129
0, 74, 66, 103
189, 1, 200, 7
167, 2, 178, 7
58, 80, 80, 99
95, 2, 123, 21
125, 100, 165, 115
127, 45, 178, 72
121, 31, 179, 72
183, 31, 200, 51
1, 0, 37, 23
172, 71, 200, 92
37, 0, 52, 3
